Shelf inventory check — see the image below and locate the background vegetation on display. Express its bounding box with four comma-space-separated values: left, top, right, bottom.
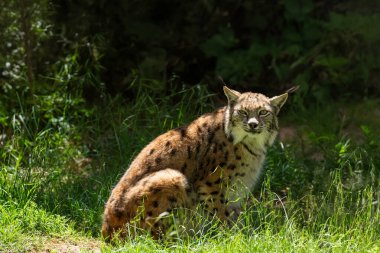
0, 0, 379, 252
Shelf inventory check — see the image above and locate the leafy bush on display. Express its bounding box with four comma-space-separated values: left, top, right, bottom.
45, 0, 380, 102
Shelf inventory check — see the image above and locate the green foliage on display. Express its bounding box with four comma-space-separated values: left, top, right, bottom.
0, 92, 89, 205
2, 0, 380, 104
200, 1, 380, 102
4, 0, 363, 102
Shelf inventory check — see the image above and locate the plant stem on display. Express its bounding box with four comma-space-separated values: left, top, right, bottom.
19, 0, 35, 91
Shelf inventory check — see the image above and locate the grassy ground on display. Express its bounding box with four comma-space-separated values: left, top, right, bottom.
1, 85, 379, 252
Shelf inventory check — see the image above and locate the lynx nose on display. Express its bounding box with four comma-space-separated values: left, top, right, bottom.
248, 118, 259, 130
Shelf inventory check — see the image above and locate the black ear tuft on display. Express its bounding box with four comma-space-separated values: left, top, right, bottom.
285, 85, 299, 94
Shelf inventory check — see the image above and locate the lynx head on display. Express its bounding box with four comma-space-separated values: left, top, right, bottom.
223, 86, 288, 146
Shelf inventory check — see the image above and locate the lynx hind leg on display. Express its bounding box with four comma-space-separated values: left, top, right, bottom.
102, 168, 190, 240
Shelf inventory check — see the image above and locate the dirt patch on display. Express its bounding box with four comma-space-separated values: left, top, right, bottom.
279, 126, 299, 143
33, 237, 102, 253
279, 125, 325, 162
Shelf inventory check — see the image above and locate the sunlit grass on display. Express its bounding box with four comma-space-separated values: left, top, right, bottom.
0, 85, 379, 252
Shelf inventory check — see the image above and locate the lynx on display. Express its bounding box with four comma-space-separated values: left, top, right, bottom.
102, 86, 288, 239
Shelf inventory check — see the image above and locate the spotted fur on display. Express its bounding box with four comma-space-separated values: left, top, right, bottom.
102, 86, 288, 240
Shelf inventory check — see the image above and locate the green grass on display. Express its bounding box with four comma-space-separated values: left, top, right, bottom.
0, 85, 379, 252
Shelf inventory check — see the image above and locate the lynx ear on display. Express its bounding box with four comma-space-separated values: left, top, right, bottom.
270, 93, 288, 114
223, 86, 241, 104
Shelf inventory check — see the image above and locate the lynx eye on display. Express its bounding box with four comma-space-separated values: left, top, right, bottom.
237, 110, 248, 117
258, 110, 269, 117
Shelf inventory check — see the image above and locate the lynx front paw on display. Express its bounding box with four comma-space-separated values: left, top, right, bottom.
225, 205, 242, 222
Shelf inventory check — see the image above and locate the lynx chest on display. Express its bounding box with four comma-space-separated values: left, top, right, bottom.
223, 132, 274, 203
